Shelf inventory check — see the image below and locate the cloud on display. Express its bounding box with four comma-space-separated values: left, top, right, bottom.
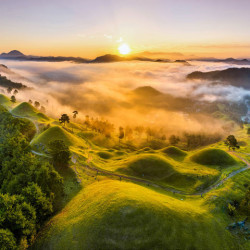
0, 59, 248, 134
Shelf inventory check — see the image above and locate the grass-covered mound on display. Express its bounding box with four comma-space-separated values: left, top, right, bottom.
118, 154, 175, 180
0, 94, 12, 108
11, 102, 49, 121
97, 151, 113, 159
31, 125, 86, 147
161, 146, 187, 160
33, 180, 238, 250
191, 148, 237, 166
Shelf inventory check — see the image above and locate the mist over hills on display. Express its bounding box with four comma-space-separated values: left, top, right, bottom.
187, 67, 250, 89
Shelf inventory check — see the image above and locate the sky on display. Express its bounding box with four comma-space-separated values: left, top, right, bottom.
1, 0, 250, 58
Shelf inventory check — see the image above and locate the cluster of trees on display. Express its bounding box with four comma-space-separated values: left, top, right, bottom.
225, 135, 240, 150
28, 100, 46, 113
84, 115, 115, 138
227, 188, 250, 217
0, 106, 63, 249
0, 74, 27, 90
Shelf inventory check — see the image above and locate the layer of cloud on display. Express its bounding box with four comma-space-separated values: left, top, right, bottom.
0, 59, 249, 134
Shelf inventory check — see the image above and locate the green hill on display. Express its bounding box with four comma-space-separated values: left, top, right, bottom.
11, 102, 50, 121
161, 146, 187, 160
0, 94, 12, 108
31, 125, 87, 148
33, 180, 237, 250
118, 154, 175, 180
190, 148, 237, 166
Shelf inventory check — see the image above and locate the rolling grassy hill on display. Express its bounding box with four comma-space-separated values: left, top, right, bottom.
33, 179, 238, 250
190, 148, 237, 166
0, 94, 13, 108
161, 146, 187, 161
11, 102, 50, 122
31, 125, 87, 148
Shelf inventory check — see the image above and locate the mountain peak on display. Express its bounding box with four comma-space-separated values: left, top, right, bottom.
0, 50, 25, 57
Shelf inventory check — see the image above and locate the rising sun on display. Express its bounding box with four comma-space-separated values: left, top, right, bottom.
118, 43, 131, 55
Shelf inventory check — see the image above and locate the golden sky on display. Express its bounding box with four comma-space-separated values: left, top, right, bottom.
2, 0, 250, 58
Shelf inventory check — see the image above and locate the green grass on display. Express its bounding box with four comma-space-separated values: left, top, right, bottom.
31, 125, 87, 148
97, 151, 113, 159
118, 154, 175, 179
11, 102, 50, 122
0, 94, 13, 108
190, 148, 237, 166
33, 179, 238, 250
161, 146, 187, 161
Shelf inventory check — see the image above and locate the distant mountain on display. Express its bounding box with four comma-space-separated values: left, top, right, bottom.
0, 50, 25, 58
187, 67, 250, 89
0, 50, 190, 65
90, 54, 126, 63
133, 86, 163, 97
189, 57, 250, 65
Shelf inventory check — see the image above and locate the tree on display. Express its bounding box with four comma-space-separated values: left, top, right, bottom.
21, 183, 53, 222
125, 126, 133, 140
0, 229, 17, 250
34, 101, 40, 109
118, 127, 125, 143
59, 114, 70, 127
40, 106, 46, 113
28, 100, 32, 104
10, 95, 16, 103
247, 128, 250, 135
240, 188, 250, 216
48, 140, 71, 169
134, 126, 144, 138
13, 89, 18, 95
7, 87, 12, 94
73, 110, 78, 119
169, 135, 180, 145
225, 135, 240, 150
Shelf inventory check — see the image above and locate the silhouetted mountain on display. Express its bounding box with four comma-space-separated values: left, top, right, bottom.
90, 54, 126, 63
0, 74, 28, 89
0, 50, 25, 58
133, 86, 163, 97
0, 50, 189, 64
187, 67, 250, 89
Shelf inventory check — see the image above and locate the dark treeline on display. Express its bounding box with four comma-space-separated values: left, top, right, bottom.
81, 115, 223, 150
0, 74, 27, 90
0, 105, 63, 249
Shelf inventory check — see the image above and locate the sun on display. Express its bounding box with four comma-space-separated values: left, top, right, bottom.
118, 43, 131, 55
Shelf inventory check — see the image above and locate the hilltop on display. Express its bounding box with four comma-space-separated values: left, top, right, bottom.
11, 102, 49, 121
187, 67, 250, 89
33, 179, 238, 250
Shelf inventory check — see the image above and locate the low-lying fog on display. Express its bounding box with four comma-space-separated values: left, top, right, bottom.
1, 59, 249, 134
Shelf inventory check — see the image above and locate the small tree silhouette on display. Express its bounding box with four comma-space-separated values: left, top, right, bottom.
59, 114, 70, 127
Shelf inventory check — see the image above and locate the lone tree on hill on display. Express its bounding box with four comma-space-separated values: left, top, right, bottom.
10, 95, 16, 103
59, 114, 70, 127
225, 135, 240, 151
48, 140, 70, 169
28, 100, 32, 104
118, 127, 125, 144
34, 101, 40, 109
7, 87, 12, 94
73, 110, 78, 119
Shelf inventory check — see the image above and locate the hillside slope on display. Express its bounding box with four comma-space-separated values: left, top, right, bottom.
33, 179, 237, 250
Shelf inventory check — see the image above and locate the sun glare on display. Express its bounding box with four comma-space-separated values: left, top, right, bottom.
118, 43, 131, 55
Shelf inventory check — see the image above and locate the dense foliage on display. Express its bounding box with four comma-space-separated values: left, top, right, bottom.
0, 106, 63, 249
